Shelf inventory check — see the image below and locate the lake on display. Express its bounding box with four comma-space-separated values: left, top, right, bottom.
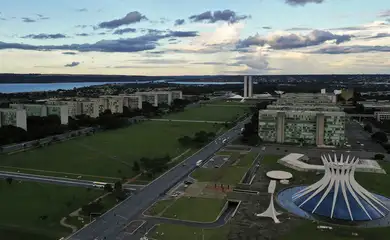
0, 81, 242, 93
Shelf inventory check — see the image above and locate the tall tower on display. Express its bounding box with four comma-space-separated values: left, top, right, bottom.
243, 76, 253, 98
244, 76, 248, 97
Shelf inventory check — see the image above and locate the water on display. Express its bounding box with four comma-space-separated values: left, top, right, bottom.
0, 81, 243, 93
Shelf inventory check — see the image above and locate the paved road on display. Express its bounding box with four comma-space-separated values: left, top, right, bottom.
0, 171, 144, 191
150, 119, 225, 124
345, 121, 384, 152
67, 117, 250, 240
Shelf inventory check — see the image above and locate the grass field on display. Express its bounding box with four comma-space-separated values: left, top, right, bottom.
207, 100, 255, 106
161, 197, 226, 222
191, 151, 258, 185
146, 199, 175, 216
0, 181, 103, 240
0, 121, 221, 180
151, 224, 231, 240
163, 105, 249, 122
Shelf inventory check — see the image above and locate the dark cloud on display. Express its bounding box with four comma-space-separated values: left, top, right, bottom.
237, 30, 352, 50
189, 10, 250, 24
64, 62, 80, 67
22, 17, 36, 23
77, 8, 88, 12
75, 25, 89, 28
0, 30, 198, 53
22, 33, 68, 39
76, 33, 90, 37
262, 26, 272, 29
191, 61, 225, 65
62, 52, 77, 55
98, 11, 147, 29
311, 45, 390, 54
366, 32, 390, 39
113, 28, 137, 35
285, 0, 325, 6
174, 19, 185, 26
0, 17, 6, 21
141, 29, 166, 34
329, 26, 366, 31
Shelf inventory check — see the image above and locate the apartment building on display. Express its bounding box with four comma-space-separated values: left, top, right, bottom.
268, 104, 342, 112
374, 112, 390, 121
10, 104, 68, 125
277, 93, 336, 105
258, 109, 346, 146
102, 95, 142, 110
0, 108, 27, 130
133, 90, 183, 106
98, 97, 123, 114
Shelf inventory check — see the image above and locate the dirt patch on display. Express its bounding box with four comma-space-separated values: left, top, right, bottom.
184, 182, 227, 199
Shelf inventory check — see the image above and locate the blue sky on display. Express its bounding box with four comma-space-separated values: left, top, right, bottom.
0, 0, 389, 75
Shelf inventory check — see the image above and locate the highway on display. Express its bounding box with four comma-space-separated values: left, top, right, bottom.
0, 171, 144, 191
67, 117, 250, 240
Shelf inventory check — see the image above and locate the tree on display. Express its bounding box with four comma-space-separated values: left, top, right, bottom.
5, 177, 13, 185
132, 161, 140, 172
114, 181, 122, 192
372, 131, 388, 143
364, 124, 373, 133
374, 154, 385, 160
104, 183, 113, 192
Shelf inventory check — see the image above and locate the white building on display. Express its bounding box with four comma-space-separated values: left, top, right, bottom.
133, 90, 183, 106
10, 104, 68, 125
277, 93, 336, 105
258, 109, 346, 146
268, 104, 342, 112
0, 108, 28, 130
243, 76, 253, 98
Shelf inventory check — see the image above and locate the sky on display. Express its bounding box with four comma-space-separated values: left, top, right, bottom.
0, 0, 389, 76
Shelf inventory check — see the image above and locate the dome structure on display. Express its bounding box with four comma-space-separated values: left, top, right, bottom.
292, 154, 389, 221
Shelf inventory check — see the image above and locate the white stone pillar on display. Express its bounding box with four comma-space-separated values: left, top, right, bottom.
249, 76, 253, 97
244, 76, 248, 97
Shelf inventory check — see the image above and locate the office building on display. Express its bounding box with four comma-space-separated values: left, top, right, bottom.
10, 104, 68, 125
98, 97, 124, 114
0, 108, 27, 130
119, 95, 143, 109
243, 76, 253, 98
276, 93, 336, 105
258, 109, 346, 146
268, 104, 342, 112
133, 90, 183, 106
46, 100, 100, 118
374, 112, 390, 121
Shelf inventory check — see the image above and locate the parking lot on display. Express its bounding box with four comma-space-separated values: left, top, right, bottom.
345, 120, 384, 152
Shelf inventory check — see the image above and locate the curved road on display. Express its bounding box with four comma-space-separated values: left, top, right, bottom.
67, 117, 249, 240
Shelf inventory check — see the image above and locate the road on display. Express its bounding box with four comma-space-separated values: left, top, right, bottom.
67, 117, 250, 240
0, 171, 144, 191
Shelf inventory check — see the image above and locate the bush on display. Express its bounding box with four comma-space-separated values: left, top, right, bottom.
374, 153, 385, 160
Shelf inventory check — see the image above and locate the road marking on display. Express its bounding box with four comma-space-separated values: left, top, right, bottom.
116, 214, 128, 221
128, 220, 146, 235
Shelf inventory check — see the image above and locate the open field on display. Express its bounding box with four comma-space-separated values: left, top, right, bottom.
0, 121, 221, 180
0, 181, 103, 240
191, 151, 258, 185
207, 100, 255, 106
151, 224, 230, 240
163, 105, 249, 122
145, 199, 175, 216
161, 197, 226, 222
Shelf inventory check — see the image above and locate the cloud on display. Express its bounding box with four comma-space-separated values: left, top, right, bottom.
64, 62, 80, 67
284, 0, 325, 6
379, 10, 390, 18
189, 10, 250, 24
285, 27, 313, 31
366, 32, 390, 39
0, 31, 198, 53
311, 45, 390, 54
174, 19, 185, 26
77, 8, 88, 12
98, 11, 147, 29
76, 33, 90, 37
22, 17, 36, 23
75, 25, 89, 28
262, 26, 272, 29
62, 52, 77, 55
113, 28, 137, 35
22, 33, 68, 39
237, 30, 352, 49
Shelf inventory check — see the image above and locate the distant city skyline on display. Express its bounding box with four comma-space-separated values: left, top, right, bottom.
0, 0, 389, 75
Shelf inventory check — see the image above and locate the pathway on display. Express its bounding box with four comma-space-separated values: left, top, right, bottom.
150, 119, 225, 124
60, 217, 78, 233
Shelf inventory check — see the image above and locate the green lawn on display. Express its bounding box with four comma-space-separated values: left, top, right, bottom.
207, 100, 255, 106
0, 121, 220, 180
191, 151, 258, 185
162, 197, 226, 222
151, 224, 231, 240
146, 199, 175, 216
0, 181, 103, 240
163, 105, 249, 122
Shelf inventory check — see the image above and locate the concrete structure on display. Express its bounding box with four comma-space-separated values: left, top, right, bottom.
278, 153, 386, 174
243, 76, 253, 98
293, 154, 389, 221
258, 109, 346, 146
0, 108, 27, 130
266, 170, 293, 180
133, 90, 183, 106
268, 104, 342, 112
255, 180, 282, 223
276, 93, 336, 105
10, 103, 68, 125
321, 89, 326, 94
47, 100, 100, 118
360, 102, 390, 111
374, 111, 390, 121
